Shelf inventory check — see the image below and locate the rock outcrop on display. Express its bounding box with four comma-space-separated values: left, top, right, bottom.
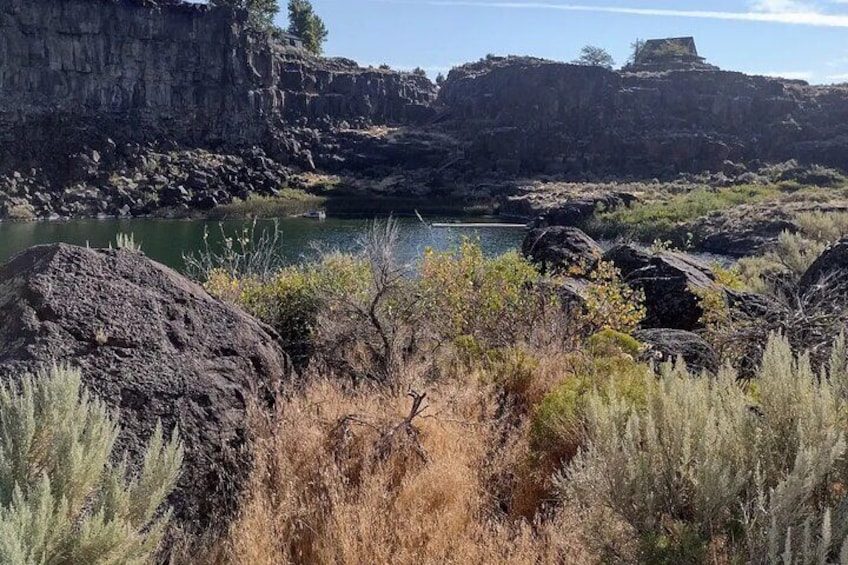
633, 328, 720, 374
799, 238, 848, 293
521, 226, 601, 274
438, 57, 848, 178
604, 245, 717, 331
4, 1, 848, 219
0, 0, 436, 177
0, 244, 288, 530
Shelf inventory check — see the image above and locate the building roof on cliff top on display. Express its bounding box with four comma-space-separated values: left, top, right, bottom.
638, 37, 701, 62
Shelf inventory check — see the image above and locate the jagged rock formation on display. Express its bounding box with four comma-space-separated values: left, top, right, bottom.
3, 0, 848, 219
603, 244, 718, 331
0, 0, 436, 175
438, 57, 848, 177
799, 238, 848, 293
521, 226, 601, 274
633, 328, 720, 374
0, 244, 288, 531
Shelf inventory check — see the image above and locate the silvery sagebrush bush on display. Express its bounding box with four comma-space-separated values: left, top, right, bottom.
0, 365, 183, 565
559, 333, 848, 564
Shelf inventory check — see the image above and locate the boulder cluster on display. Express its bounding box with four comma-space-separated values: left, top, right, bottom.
522, 226, 848, 374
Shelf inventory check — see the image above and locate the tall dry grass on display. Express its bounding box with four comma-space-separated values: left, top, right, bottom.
211, 374, 595, 565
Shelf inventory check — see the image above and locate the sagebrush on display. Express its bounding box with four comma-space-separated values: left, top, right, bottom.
0, 365, 183, 564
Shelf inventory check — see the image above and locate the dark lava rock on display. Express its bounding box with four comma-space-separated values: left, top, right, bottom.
544, 192, 637, 227
160, 184, 190, 207
799, 239, 848, 294
725, 288, 781, 321
697, 218, 797, 257
539, 277, 590, 310
522, 226, 602, 274
0, 244, 287, 531
633, 328, 720, 374
604, 245, 716, 331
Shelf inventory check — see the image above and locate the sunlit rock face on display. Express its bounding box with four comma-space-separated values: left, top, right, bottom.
0, 0, 436, 167
438, 56, 848, 177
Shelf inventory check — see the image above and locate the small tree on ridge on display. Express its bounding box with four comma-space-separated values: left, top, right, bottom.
211, 0, 279, 31
287, 0, 328, 55
573, 45, 615, 70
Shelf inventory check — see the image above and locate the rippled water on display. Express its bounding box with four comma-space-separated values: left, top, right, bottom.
0, 217, 528, 272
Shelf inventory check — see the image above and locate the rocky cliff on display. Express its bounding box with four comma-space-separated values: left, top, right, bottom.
0, 0, 436, 173
3, 1, 848, 219
438, 57, 848, 177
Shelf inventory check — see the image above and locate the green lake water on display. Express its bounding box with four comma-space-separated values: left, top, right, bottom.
0, 217, 527, 272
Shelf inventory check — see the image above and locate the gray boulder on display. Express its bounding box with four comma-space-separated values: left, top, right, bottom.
799, 239, 848, 294
0, 244, 287, 531
522, 226, 602, 274
604, 245, 717, 331
634, 328, 720, 374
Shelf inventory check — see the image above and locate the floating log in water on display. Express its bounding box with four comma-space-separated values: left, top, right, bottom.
431, 222, 529, 229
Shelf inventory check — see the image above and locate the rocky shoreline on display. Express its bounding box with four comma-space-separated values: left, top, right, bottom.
3, 0, 848, 260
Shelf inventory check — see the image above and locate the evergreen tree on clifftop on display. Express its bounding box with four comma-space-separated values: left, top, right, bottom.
211, 0, 279, 31
287, 0, 328, 55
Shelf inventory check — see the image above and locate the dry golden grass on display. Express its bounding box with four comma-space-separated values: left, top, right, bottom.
205, 374, 596, 565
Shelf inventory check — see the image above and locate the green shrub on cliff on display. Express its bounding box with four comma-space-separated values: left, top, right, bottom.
0, 365, 183, 564
572, 45, 615, 70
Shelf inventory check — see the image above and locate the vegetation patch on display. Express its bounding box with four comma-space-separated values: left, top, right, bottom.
208, 190, 326, 219
595, 184, 781, 242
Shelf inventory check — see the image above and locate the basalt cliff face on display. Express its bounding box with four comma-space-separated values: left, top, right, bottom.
438, 58, 848, 177
0, 0, 435, 171
3, 1, 848, 220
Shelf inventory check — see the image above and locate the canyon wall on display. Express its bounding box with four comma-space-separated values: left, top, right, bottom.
2, 0, 848, 192
0, 0, 436, 170
438, 58, 848, 176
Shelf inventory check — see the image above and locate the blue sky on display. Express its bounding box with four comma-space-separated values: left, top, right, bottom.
272, 0, 848, 83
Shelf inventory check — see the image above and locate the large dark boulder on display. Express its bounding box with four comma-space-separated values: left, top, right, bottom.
0, 244, 287, 531
799, 239, 848, 294
634, 328, 720, 374
604, 245, 717, 331
522, 226, 602, 274
544, 192, 638, 227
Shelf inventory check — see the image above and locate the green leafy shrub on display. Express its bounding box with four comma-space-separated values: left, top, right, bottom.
481, 346, 540, 399
577, 260, 646, 334
205, 252, 369, 365
0, 365, 183, 564
560, 334, 848, 564
208, 191, 326, 220
586, 329, 643, 358
420, 238, 550, 347
530, 350, 652, 467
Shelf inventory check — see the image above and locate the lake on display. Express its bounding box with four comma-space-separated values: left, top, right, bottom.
0, 217, 528, 272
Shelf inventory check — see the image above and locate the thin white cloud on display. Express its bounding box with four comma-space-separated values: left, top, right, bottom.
375, 0, 848, 27
751, 0, 815, 12
827, 72, 848, 81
